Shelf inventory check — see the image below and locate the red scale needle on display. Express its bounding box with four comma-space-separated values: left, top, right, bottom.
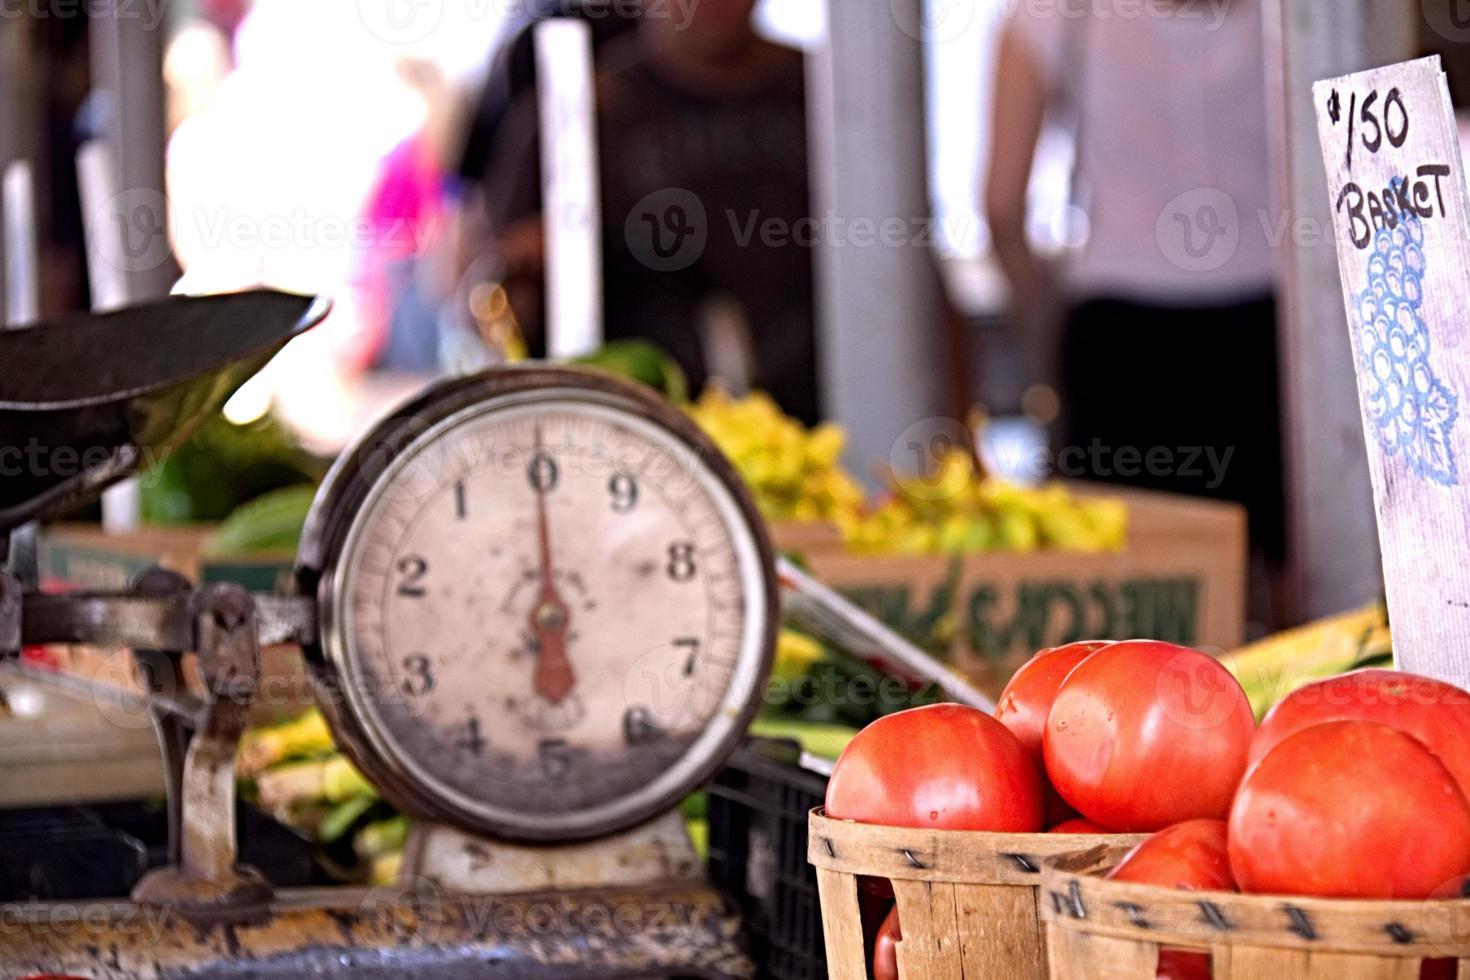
529, 427, 576, 704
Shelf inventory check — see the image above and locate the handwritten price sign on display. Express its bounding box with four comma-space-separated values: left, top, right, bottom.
1314, 56, 1470, 686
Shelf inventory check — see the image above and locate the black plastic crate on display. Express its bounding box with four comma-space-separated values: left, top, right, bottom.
708, 737, 831, 980
0, 806, 148, 901
0, 800, 319, 901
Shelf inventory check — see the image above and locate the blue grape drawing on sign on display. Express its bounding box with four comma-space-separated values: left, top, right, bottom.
1353, 178, 1460, 486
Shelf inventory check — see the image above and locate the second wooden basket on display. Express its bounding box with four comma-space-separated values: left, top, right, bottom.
808, 808, 1143, 979
1042, 843, 1470, 979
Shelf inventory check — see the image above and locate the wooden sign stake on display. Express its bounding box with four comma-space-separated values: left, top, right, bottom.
535, 18, 603, 361
1314, 56, 1470, 686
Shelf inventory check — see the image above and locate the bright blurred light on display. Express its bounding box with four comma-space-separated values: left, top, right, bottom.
756, 0, 825, 48
222, 371, 273, 426
7, 686, 45, 719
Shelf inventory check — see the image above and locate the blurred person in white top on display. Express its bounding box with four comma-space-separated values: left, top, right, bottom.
986, 0, 1286, 584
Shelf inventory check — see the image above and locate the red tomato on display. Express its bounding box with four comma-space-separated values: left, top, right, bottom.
873, 905, 901, 980
857, 878, 896, 953
1250, 670, 1470, 796
1048, 817, 1109, 834
1044, 641, 1255, 832
1156, 950, 1211, 980
826, 703, 1043, 831
1229, 720, 1470, 898
1107, 820, 1234, 891
1104, 819, 1228, 980
1105, 822, 1223, 980
997, 641, 1110, 824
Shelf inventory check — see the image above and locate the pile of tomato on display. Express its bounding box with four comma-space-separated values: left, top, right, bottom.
825, 640, 1470, 980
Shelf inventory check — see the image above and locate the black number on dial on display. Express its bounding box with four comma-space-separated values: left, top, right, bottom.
624, 707, 664, 746
402, 654, 434, 695
667, 542, 697, 582
396, 556, 429, 597
609, 473, 639, 513
539, 738, 574, 780
675, 636, 701, 676
452, 717, 486, 756
455, 480, 467, 519
528, 452, 558, 493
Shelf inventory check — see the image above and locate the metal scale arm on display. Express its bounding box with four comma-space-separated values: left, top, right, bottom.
0, 566, 317, 910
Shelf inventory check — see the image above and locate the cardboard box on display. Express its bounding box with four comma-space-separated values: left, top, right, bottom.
773, 487, 1246, 696
39, 524, 295, 594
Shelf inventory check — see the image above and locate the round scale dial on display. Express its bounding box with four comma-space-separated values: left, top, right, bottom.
301, 369, 776, 842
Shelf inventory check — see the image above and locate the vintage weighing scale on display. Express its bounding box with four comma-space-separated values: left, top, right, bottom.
0, 288, 788, 978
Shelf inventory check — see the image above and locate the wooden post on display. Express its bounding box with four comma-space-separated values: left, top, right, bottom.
1266, 0, 1416, 621
88, 0, 176, 302
1313, 56, 1470, 686
2, 162, 38, 328
0, 11, 30, 320
807, 0, 943, 475
535, 18, 603, 361
76, 142, 131, 314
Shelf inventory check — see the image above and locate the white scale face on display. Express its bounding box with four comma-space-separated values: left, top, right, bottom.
315, 380, 773, 841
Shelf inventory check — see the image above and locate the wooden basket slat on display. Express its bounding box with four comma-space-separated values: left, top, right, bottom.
892, 879, 965, 980
1221, 947, 1422, 980
1459, 958, 1470, 980
1044, 923, 1158, 980
814, 865, 869, 980
954, 883, 1046, 979
808, 811, 1137, 885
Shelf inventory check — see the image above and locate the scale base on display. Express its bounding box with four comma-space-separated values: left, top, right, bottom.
0, 881, 753, 979
401, 810, 705, 895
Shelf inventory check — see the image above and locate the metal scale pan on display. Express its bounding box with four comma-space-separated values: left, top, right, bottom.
0, 289, 331, 534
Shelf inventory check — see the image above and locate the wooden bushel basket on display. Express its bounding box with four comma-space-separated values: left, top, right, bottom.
808, 809, 1144, 979
1042, 844, 1470, 979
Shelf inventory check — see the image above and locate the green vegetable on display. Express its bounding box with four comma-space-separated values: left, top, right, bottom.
255, 755, 377, 811
749, 718, 859, 760
318, 794, 376, 844
574, 340, 689, 403
354, 816, 411, 861
686, 817, 708, 860
207, 484, 317, 556
237, 708, 335, 776
141, 412, 321, 525
681, 791, 707, 822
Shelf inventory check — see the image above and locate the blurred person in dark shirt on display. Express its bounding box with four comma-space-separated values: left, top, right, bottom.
477, 0, 820, 423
